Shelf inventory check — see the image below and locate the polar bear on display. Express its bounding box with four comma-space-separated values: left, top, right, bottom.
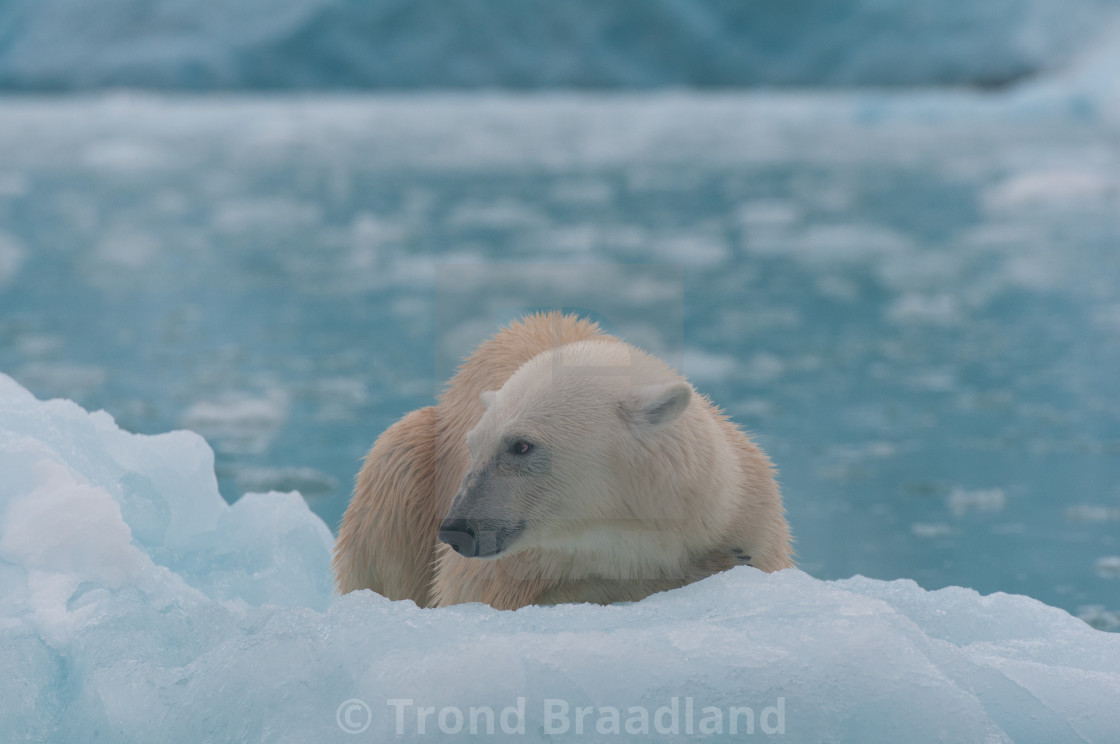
332, 312, 792, 609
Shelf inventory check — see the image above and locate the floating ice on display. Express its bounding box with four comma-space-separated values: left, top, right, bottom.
1096, 556, 1120, 580
181, 390, 289, 455
948, 487, 1008, 517
0, 230, 25, 286
681, 349, 738, 383
2, 373, 1119, 742
886, 293, 962, 327
1066, 505, 1120, 523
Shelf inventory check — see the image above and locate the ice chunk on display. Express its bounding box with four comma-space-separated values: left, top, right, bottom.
0, 230, 26, 287
948, 487, 1008, 517
2, 373, 1119, 742
1080, 605, 1120, 632
1066, 505, 1120, 522
0, 373, 334, 612
1096, 556, 1120, 579
886, 293, 963, 326
680, 349, 737, 383
181, 390, 289, 455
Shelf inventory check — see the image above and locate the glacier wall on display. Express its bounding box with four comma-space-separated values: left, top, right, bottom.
1, 0, 1119, 91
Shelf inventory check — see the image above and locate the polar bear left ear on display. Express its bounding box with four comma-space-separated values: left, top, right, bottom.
480, 390, 498, 409
623, 382, 692, 429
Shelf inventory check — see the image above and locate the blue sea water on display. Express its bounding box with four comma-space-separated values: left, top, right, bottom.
1, 84, 1119, 627
2, 0, 1120, 90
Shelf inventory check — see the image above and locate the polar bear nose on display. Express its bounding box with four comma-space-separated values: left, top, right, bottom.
438, 518, 478, 557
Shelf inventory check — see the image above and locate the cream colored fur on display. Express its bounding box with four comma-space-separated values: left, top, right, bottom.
332, 312, 793, 609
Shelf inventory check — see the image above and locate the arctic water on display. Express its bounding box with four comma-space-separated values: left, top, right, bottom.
2, 78, 1119, 630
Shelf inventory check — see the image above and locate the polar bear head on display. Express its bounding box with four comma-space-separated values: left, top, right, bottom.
437, 339, 699, 563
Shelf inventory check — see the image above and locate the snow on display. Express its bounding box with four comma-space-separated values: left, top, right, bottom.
2, 373, 1119, 742
1, 0, 1119, 91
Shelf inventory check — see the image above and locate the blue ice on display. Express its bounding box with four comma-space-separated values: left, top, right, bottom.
2, 374, 1119, 742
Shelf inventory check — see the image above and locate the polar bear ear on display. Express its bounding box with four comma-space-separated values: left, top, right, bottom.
479, 390, 498, 410
623, 382, 692, 429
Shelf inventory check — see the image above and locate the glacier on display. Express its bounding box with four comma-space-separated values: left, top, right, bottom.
1, 0, 1120, 91
2, 373, 1119, 743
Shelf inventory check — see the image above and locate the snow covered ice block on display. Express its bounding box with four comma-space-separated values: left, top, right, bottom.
1, 372, 1118, 743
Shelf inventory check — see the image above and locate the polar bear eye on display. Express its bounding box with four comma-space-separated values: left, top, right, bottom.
510, 440, 534, 456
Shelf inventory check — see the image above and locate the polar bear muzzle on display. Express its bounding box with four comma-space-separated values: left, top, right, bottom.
437, 516, 526, 558
439, 463, 528, 558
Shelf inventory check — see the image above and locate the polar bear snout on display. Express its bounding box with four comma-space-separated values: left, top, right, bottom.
437, 518, 477, 557
438, 516, 526, 559
440, 463, 529, 559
